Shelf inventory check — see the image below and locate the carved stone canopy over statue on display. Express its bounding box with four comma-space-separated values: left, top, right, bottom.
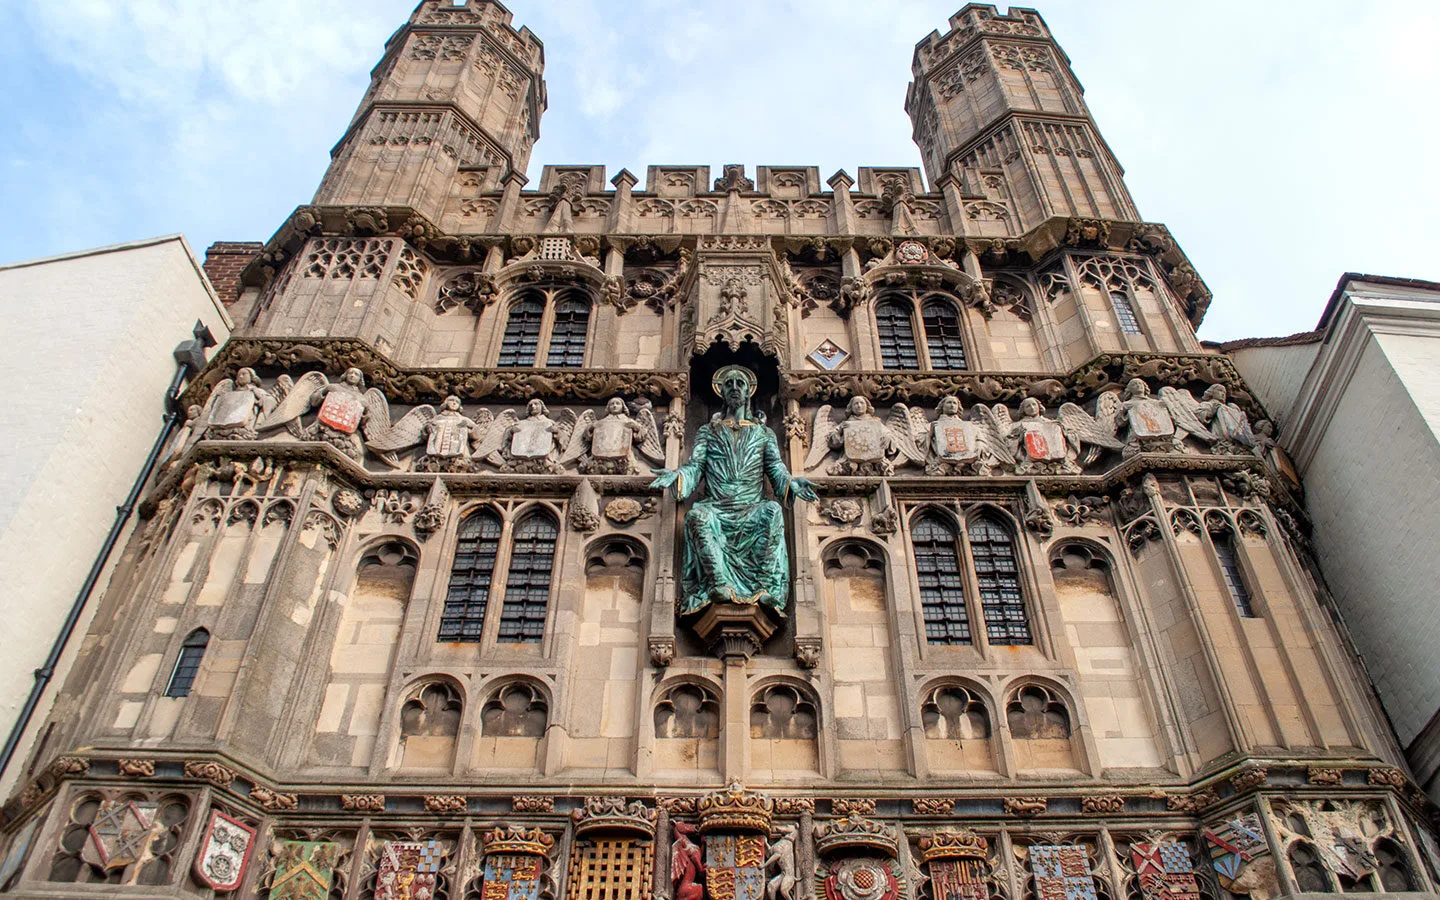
651, 365, 817, 626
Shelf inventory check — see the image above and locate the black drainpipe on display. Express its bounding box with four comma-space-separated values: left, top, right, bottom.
0, 321, 216, 780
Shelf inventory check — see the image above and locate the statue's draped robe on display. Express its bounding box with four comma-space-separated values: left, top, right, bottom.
673, 418, 798, 614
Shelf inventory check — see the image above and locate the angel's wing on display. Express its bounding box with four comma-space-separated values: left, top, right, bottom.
803, 405, 835, 471
906, 405, 930, 445
886, 404, 927, 465
636, 407, 665, 463
274, 374, 294, 401
1058, 402, 1124, 449
257, 371, 327, 431
469, 409, 506, 459
1159, 386, 1214, 441
180, 378, 228, 455
365, 405, 436, 452
552, 409, 578, 451
970, 403, 1017, 465
1093, 390, 1121, 438
557, 410, 595, 466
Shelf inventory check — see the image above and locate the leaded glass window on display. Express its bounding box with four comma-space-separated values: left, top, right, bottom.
1110, 291, 1142, 335
164, 629, 209, 698
498, 295, 544, 367
497, 512, 558, 643
968, 514, 1031, 644
1213, 533, 1255, 617
913, 513, 970, 645
922, 299, 968, 369
545, 292, 591, 367
439, 509, 503, 641
876, 298, 920, 369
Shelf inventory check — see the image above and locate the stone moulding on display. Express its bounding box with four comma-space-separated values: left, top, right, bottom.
246, 207, 1209, 323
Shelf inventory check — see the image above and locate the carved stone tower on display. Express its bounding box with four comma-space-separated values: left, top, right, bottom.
906, 5, 1138, 229
313, 0, 546, 216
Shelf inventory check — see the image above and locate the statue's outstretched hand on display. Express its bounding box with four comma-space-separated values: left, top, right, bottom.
790, 477, 819, 503
649, 469, 679, 493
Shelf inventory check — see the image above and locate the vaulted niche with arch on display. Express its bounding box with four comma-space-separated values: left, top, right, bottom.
822, 539, 905, 775
475, 680, 548, 772
653, 681, 720, 779
1005, 683, 1079, 773
921, 683, 996, 774
749, 683, 820, 780
396, 679, 462, 771
569, 538, 647, 767
1050, 543, 1164, 772
313, 541, 417, 770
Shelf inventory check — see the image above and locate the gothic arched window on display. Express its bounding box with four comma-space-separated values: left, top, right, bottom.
1212, 532, 1256, 617
876, 297, 920, 369
968, 513, 1031, 645
545, 293, 591, 367
439, 509, 503, 642
875, 289, 970, 370
913, 513, 971, 645
497, 285, 593, 368
497, 511, 559, 643
921, 299, 968, 368
164, 629, 210, 698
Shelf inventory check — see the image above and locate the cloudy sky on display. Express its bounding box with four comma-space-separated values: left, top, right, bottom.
2, 0, 1437, 341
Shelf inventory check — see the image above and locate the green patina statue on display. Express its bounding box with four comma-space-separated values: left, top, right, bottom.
650, 365, 818, 616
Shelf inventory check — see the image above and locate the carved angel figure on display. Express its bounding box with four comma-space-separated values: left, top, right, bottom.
186, 367, 277, 445
559, 397, 664, 475
498, 399, 575, 474
1191, 384, 1256, 453
805, 396, 925, 476
926, 396, 1015, 476
765, 824, 799, 900
1113, 378, 1214, 456
257, 367, 428, 467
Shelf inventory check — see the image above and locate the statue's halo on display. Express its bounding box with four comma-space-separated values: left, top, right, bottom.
711, 365, 758, 398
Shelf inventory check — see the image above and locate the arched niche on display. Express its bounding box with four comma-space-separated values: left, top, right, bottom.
396, 678, 463, 771
1005, 681, 1080, 773
919, 681, 996, 774
568, 538, 647, 753
313, 540, 417, 769
474, 678, 548, 772
1049, 542, 1163, 772
652, 679, 721, 778
749, 681, 821, 780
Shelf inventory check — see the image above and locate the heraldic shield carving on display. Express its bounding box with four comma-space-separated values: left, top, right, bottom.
921, 831, 990, 900
82, 800, 159, 871
1029, 844, 1098, 900
482, 852, 544, 900
1203, 814, 1268, 884
1130, 841, 1200, 900
194, 810, 257, 892
823, 857, 901, 900
272, 840, 342, 900
708, 834, 767, 900
376, 840, 444, 900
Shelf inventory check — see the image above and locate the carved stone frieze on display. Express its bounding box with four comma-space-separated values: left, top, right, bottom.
424, 795, 468, 814
116, 759, 155, 778
340, 794, 386, 812
512, 795, 556, 813
184, 760, 236, 788
1002, 796, 1046, 816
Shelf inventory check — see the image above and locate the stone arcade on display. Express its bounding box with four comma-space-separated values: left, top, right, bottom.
1, 2, 1437, 898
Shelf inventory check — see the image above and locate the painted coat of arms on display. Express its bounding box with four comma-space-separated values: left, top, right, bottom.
1020, 420, 1066, 461
376, 840, 443, 900
930, 857, 989, 900
824, 858, 900, 900
1030, 845, 1098, 900
1203, 814, 1268, 882
81, 800, 159, 871
194, 810, 257, 892
481, 852, 543, 900
707, 834, 767, 900
318, 392, 364, 433
271, 840, 342, 900
1130, 841, 1200, 900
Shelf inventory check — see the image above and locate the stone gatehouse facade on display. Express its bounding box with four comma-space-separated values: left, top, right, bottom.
3, 2, 1436, 898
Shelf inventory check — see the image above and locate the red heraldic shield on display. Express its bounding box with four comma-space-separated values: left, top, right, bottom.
194, 810, 257, 892
318, 392, 364, 433
930, 858, 990, 900
1130, 842, 1200, 900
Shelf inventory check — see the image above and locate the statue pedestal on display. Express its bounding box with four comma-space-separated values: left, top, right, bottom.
692, 603, 778, 661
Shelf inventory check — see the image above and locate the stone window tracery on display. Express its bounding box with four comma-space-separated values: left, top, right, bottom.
913, 513, 971, 645
480, 682, 548, 737
164, 629, 209, 699
498, 285, 593, 368
875, 289, 971, 370
1006, 685, 1071, 740
750, 684, 818, 740
921, 685, 991, 740
654, 683, 720, 739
